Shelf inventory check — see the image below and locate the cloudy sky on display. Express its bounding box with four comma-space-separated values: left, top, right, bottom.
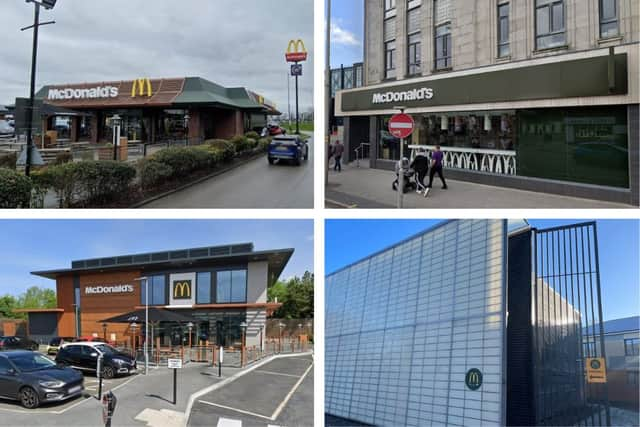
0, 0, 313, 113
330, 1, 363, 68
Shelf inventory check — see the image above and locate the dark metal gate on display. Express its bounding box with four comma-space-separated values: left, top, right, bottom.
532, 221, 611, 426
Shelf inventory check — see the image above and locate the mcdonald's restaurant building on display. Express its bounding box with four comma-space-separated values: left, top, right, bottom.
19, 243, 292, 350
25, 76, 279, 145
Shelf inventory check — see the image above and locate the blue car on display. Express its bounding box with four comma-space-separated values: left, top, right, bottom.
268, 135, 309, 166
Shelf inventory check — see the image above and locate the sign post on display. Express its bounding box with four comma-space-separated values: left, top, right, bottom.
218, 346, 223, 378
285, 39, 308, 134
97, 354, 103, 400
102, 391, 117, 427
167, 358, 182, 405
388, 110, 414, 209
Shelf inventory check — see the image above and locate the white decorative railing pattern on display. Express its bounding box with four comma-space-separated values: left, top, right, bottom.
409, 145, 517, 175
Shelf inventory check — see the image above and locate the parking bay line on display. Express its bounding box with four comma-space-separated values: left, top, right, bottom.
197, 400, 274, 421
269, 361, 313, 421
253, 370, 302, 378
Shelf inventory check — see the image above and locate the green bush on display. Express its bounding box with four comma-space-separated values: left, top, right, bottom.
137, 158, 174, 190
0, 168, 32, 208
257, 138, 271, 152
244, 131, 260, 140
205, 139, 236, 161
54, 151, 73, 165
0, 153, 17, 170
150, 146, 217, 178
230, 135, 255, 153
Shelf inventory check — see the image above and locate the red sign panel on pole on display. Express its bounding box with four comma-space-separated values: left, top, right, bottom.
388, 113, 415, 138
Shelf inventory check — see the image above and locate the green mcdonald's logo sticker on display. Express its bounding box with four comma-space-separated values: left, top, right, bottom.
465, 368, 483, 390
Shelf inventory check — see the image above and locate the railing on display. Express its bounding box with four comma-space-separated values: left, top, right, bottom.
354, 142, 370, 168
409, 144, 517, 175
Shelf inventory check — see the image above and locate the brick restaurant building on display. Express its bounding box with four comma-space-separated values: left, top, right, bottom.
15, 76, 279, 145
18, 243, 292, 349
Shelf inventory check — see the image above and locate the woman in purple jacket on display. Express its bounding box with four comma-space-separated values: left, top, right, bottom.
426, 145, 448, 191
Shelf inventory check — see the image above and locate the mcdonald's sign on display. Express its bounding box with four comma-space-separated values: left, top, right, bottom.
285, 39, 308, 62
465, 368, 483, 390
131, 78, 153, 98
173, 280, 191, 299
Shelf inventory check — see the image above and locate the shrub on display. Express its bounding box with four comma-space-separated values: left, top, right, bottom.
257, 138, 271, 152
230, 135, 254, 153
54, 151, 73, 165
244, 131, 260, 140
0, 152, 17, 170
0, 168, 32, 208
206, 139, 236, 161
137, 158, 174, 190
150, 146, 217, 178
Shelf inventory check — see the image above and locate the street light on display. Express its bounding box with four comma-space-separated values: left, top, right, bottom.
71, 303, 79, 337
239, 321, 247, 366
110, 114, 122, 160
130, 322, 138, 358
187, 322, 194, 348
278, 322, 285, 353
21, 0, 56, 176
183, 114, 190, 146
102, 322, 108, 342
133, 277, 149, 374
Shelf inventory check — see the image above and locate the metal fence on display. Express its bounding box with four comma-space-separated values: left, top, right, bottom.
533, 221, 610, 426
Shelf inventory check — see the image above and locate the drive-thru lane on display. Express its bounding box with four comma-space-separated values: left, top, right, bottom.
142, 136, 314, 208
188, 355, 313, 426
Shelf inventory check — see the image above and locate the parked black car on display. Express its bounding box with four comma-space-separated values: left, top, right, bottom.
55, 342, 136, 379
0, 350, 84, 408
0, 336, 38, 351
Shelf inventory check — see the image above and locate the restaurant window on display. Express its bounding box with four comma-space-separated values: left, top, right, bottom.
376, 116, 409, 161
54, 116, 72, 140
535, 0, 566, 49
407, 6, 421, 75
625, 338, 640, 356
196, 272, 211, 304
216, 269, 247, 303
498, 3, 510, 57
600, 0, 619, 38
141, 275, 167, 306
385, 40, 397, 79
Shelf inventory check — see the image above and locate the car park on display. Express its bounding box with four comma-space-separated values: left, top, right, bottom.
268, 135, 309, 166
46, 337, 75, 355
0, 337, 39, 351
55, 342, 136, 379
0, 350, 83, 409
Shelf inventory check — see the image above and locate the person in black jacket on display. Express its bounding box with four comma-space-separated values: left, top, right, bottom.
410, 149, 429, 195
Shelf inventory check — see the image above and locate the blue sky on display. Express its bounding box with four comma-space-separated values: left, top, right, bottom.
326, 219, 640, 322
329, 1, 364, 67
0, 220, 314, 296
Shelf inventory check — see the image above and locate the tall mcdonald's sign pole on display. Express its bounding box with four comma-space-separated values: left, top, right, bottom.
286, 39, 308, 134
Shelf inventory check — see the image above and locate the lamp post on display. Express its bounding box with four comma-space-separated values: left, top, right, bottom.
183, 114, 190, 146
278, 322, 285, 353
130, 322, 138, 358
133, 277, 149, 374
71, 303, 79, 337
110, 114, 121, 160
21, 0, 56, 177
239, 321, 247, 367
187, 322, 194, 348
102, 322, 107, 342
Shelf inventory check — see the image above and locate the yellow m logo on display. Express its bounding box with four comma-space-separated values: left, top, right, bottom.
173, 280, 191, 299
131, 78, 152, 97
285, 39, 308, 62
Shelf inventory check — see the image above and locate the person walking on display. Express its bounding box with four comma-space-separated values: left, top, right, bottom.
425, 145, 447, 195
328, 140, 335, 170
333, 140, 344, 172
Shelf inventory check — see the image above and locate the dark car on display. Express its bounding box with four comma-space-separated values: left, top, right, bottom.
46, 337, 76, 355
0, 336, 38, 351
268, 135, 309, 166
0, 350, 84, 408
55, 342, 136, 379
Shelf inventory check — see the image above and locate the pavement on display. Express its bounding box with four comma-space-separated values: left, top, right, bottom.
142, 136, 314, 209
188, 354, 314, 427
325, 160, 634, 209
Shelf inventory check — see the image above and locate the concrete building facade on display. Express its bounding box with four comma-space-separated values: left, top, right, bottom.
336, 0, 640, 205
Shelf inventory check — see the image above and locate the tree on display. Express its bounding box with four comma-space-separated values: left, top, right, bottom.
0, 295, 18, 318
268, 271, 314, 319
0, 286, 57, 319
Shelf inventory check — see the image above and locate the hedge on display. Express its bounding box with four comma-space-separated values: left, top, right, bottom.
150, 147, 217, 179
0, 168, 32, 208
205, 139, 236, 161
244, 131, 260, 140
0, 153, 17, 170
137, 158, 174, 190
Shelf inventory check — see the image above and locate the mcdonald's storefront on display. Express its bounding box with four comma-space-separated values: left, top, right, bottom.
31, 76, 279, 144
20, 243, 292, 350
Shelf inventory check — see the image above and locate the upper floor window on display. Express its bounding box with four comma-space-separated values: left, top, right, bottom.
600, 0, 619, 38
407, 6, 422, 75
535, 0, 566, 50
216, 269, 247, 303
385, 0, 396, 11
625, 338, 640, 356
434, 24, 452, 70
141, 275, 167, 306
196, 272, 211, 304
498, 3, 510, 57
385, 41, 397, 79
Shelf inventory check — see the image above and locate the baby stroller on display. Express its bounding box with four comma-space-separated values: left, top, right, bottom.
392, 157, 417, 193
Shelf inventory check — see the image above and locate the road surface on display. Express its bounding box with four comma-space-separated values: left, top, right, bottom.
142, 137, 313, 208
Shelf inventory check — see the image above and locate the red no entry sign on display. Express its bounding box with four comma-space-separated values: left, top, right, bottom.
388, 113, 415, 138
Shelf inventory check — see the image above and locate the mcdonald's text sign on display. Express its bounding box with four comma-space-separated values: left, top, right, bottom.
285, 39, 308, 62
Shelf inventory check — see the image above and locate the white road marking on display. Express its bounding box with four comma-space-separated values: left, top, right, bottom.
197, 400, 273, 421
254, 370, 302, 378
270, 361, 313, 421
217, 417, 242, 427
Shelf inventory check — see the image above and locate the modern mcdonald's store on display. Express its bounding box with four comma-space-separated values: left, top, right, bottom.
23, 76, 280, 145
18, 243, 292, 350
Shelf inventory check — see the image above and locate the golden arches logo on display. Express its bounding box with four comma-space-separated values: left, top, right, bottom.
465, 368, 482, 390
285, 39, 308, 62
131, 78, 152, 97
173, 280, 191, 299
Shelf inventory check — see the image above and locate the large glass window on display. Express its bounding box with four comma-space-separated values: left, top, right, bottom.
385, 40, 397, 79
216, 269, 247, 303
625, 338, 640, 356
498, 3, 510, 57
535, 0, 565, 49
408, 33, 421, 75
385, 0, 396, 12
141, 275, 167, 306
196, 272, 211, 304
435, 24, 452, 70
600, 0, 619, 38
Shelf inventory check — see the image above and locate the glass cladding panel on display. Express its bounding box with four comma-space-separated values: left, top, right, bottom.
196, 272, 211, 304
231, 270, 247, 302
216, 271, 231, 303
326, 220, 506, 427
152, 275, 166, 305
